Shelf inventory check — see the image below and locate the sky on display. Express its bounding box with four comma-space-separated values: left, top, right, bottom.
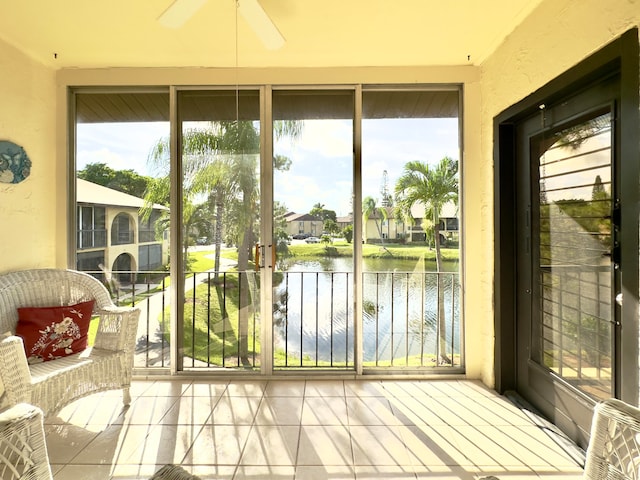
77, 117, 459, 217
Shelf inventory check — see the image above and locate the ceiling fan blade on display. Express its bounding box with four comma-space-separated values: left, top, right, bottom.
237, 0, 285, 50
158, 0, 207, 28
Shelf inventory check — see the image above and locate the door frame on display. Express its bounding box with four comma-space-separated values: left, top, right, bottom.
494, 28, 639, 443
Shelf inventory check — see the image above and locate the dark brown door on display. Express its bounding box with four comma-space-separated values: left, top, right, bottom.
514, 76, 620, 443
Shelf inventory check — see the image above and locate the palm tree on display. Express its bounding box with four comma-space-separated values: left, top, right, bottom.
395, 156, 458, 364
362, 196, 388, 243
145, 118, 301, 365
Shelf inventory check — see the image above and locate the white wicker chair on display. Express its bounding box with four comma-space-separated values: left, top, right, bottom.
0, 269, 140, 416
584, 398, 640, 480
0, 403, 52, 480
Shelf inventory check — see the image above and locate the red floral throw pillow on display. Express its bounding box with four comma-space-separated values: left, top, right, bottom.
15, 300, 95, 364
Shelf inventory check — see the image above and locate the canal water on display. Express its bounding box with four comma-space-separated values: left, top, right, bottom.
273, 257, 461, 366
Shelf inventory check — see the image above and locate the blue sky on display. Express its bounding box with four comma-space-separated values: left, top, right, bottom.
77, 117, 459, 216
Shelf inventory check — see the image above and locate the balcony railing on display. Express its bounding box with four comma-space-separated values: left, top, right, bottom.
89, 269, 461, 372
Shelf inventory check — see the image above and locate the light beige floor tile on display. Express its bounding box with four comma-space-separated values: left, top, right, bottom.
350, 425, 411, 466
305, 380, 346, 396
425, 380, 496, 398
255, 396, 304, 425
297, 425, 353, 466
454, 396, 533, 426
458, 425, 583, 469
354, 465, 416, 479
346, 396, 399, 425
240, 425, 300, 466
225, 380, 267, 396
399, 424, 462, 467
382, 381, 432, 398
264, 380, 307, 397
209, 395, 262, 425
419, 398, 493, 426
48, 396, 126, 428
110, 463, 168, 479
182, 424, 252, 465
234, 465, 296, 479
401, 424, 476, 467
412, 465, 480, 480
44, 423, 100, 464
387, 395, 443, 426
294, 465, 355, 479
123, 381, 156, 397
189, 465, 238, 479
302, 396, 349, 425
71, 424, 154, 465
429, 424, 532, 468
532, 473, 584, 480
119, 423, 201, 466
160, 395, 220, 425
344, 380, 386, 397
51, 464, 114, 479
112, 395, 179, 426
135, 380, 191, 397
48, 379, 588, 480
182, 381, 229, 397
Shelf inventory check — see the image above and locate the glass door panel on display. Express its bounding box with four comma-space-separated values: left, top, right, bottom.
74, 90, 171, 369
535, 111, 614, 399
177, 89, 261, 370
361, 90, 461, 368
272, 89, 355, 369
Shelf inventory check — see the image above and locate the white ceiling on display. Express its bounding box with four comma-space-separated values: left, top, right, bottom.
0, 0, 545, 69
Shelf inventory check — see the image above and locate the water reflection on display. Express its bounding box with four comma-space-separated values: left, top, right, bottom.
273, 257, 461, 367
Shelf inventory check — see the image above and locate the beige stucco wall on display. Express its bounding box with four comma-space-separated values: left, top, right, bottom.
0, 38, 57, 272
478, 0, 640, 386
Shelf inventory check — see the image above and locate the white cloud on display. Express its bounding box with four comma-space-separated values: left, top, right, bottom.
77, 122, 169, 176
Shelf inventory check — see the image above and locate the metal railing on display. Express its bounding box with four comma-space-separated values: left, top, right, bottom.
92, 269, 461, 372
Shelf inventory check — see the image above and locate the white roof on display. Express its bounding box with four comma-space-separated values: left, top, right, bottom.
77, 178, 167, 210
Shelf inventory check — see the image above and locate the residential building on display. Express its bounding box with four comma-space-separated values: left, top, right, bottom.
284, 212, 323, 237
76, 178, 169, 279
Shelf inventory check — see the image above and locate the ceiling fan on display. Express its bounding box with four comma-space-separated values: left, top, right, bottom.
158, 0, 285, 50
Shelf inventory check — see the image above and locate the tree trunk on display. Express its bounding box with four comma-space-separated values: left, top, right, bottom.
212, 192, 224, 281
236, 226, 253, 366
434, 223, 451, 365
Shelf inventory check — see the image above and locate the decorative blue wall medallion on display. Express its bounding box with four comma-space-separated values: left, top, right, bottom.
0, 141, 31, 184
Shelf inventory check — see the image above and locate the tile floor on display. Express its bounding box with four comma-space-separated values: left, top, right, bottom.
44, 379, 585, 479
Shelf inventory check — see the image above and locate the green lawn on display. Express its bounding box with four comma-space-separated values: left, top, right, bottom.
287, 240, 459, 262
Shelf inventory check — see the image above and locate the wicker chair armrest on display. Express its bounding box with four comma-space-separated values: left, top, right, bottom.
584, 398, 640, 480
0, 403, 53, 480
92, 306, 141, 353
0, 336, 32, 406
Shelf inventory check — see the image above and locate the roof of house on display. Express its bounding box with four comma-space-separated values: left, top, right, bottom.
284, 213, 322, 222
77, 178, 168, 210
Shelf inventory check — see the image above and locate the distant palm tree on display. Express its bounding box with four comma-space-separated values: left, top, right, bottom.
395, 156, 458, 364
362, 196, 388, 243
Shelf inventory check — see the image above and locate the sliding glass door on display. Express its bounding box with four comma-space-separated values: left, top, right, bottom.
72, 85, 463, 375
361, 89, 461, 368
272, 89, 355, 370
176, 89, 262, 371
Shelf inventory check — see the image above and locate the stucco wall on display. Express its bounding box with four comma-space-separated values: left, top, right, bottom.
0, 38, 57, 272
478, 0, 640, 385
